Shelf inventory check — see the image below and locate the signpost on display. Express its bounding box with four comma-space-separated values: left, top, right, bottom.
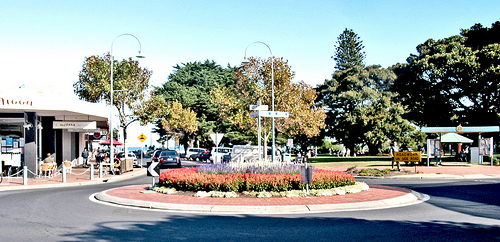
210, 133, 224, 163
147, 161, 159, 188
250, 102, 268, 162
394, 151, 422, 172
138, 133, 147, 166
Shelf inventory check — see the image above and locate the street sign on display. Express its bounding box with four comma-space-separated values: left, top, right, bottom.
251, 111, 290, 118
249, 105, 269, 111
260, 111, 290, 118
138, 133, 147, 143
147, 161, 160, 177
287, 139, 293, 147
210, 133, 224, 146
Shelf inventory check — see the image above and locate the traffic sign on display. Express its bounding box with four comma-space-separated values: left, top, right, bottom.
138, 133, 147, 143
250, 105, 269, 111
147, 161, 160, 177
210, 133, 224, 146
251, 111, 290, 118
259, 111, 289, 118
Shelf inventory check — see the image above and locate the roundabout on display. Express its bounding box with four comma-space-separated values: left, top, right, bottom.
94, 184, 428, 214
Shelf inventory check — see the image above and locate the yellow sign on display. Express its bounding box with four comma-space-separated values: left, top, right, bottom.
138, 133, 147, 143
394, 151, 421, 162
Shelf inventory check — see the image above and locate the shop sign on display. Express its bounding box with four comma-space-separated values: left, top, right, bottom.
53, 121, 97, 130
0, 97, 33, 107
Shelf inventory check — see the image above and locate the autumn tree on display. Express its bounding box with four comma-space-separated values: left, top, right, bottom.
211, 57, 326, 153
74, 53, 161, 152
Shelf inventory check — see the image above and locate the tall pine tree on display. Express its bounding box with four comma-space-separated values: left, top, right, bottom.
332, 28, 366, 70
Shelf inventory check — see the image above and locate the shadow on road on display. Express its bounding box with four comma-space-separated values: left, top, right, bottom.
374, 179, 500, 220
64, 214, 500, 241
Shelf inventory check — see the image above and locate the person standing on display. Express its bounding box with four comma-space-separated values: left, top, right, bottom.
390, 141, 400, 169
81, 148, 89, 167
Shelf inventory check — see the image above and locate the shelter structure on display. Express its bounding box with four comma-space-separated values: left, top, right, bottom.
0, 87, 109, 177
421, 125, 499, 166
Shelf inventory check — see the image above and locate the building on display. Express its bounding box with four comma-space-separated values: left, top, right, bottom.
0, 87, 108, 177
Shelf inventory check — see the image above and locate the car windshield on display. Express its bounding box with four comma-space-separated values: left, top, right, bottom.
161, 151, 177, 156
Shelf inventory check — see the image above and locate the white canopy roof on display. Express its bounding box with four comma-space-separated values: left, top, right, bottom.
440, 133, 473, 143
0, 88, 108, 121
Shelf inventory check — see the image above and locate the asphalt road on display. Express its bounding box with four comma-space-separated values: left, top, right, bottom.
0, 166, 499, 241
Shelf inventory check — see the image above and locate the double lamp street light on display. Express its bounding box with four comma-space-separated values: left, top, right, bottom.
108, 37, 276, 168
109, 33, 145, 172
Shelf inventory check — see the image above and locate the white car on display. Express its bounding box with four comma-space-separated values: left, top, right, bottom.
185, 148, 207, 160
117, 152, 138, 167
210, 147, 232, 163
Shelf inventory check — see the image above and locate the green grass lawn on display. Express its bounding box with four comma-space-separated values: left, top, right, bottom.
291, 153, 499, 168
299, 155, 393, 168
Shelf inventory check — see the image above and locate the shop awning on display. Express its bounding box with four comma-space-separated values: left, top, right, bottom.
99, 139, 123, 145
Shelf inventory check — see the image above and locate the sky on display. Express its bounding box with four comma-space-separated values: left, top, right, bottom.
1, 0, 499, 147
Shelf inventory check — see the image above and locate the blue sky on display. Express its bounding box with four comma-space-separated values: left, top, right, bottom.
2, 0, 499, 91
1, 0, 499, 147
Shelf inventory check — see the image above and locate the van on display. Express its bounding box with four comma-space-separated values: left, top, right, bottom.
230, 145, 281, 162
210, 147, 232, 163
185, 148, 207, 160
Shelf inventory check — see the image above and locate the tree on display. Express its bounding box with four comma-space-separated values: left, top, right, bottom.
74, 53, 160, 153
158, 100, 199, 144
211, 57, 326, 153
317, 65, 421, 154
393, 21, 500, 127
332, 28, 366, 71
155, 60, 238, 149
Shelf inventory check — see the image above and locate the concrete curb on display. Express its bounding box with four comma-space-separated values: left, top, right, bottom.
0, 169, 147, 191
94, 186, 426, 214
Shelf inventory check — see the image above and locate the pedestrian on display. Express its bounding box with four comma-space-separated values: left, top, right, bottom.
81, 148, 89, 167
390, 141, 400, 169
96, 147, 103, 164
44, 153, 54, 163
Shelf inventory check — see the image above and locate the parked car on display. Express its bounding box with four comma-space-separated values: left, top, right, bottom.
116, 152, 139, 167
185, 148, 207, 160
151, 149, 163, 163
210, 147, 232, 163
222, 153, 231, 163
158, 150, 181, 168
189, 151, 204, 161
200, 151, 211, 162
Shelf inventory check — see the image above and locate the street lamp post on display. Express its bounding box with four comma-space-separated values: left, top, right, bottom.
243, 41, 275, 162
109, 33, 145, 173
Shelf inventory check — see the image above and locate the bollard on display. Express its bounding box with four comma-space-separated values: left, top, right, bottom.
62, 165, 67, 183
99, 163, 103, 179
23, 166, 28, 185
90, 164, 94, 180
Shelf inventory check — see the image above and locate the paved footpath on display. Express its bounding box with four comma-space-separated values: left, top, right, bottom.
2, 164, 500, 214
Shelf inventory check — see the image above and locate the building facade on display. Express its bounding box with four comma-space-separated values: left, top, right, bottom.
0, 88, 108, 177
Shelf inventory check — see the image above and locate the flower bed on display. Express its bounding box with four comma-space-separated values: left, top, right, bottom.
158, 163, 355, 193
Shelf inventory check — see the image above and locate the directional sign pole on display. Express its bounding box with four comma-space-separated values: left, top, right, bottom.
250, 101, 268, 163
258, 111, 262, 163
